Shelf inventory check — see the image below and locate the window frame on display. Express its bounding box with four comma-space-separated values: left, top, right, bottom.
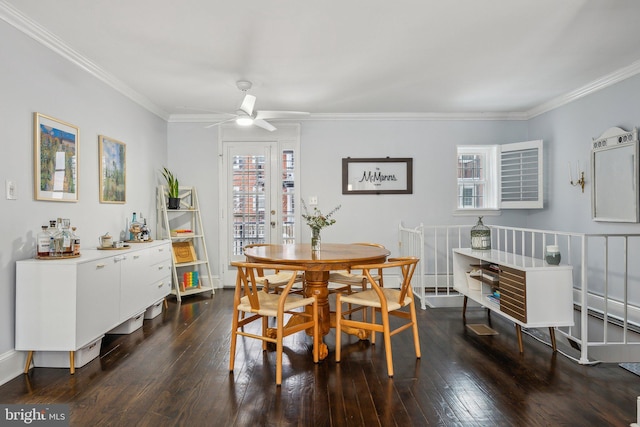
455, 139, 543, 213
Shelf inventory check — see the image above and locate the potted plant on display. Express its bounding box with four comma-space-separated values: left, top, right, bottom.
161, 167, 180, 209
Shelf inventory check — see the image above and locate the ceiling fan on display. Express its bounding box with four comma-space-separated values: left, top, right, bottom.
205, 80, 309, 131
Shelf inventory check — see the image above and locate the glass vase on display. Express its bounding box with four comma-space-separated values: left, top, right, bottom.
311, 228, 321, 252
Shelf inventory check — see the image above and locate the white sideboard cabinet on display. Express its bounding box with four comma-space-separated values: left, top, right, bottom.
16, 240, 172, 373
452, 248, 574, 353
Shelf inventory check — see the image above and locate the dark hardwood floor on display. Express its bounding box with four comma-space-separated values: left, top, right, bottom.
1, 289, 640, 426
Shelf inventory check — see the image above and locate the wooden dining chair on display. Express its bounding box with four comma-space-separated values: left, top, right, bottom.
335, 257, 420, 377
243, 244, 304, 294
229, 261, 319, 386
328, 242, 385, 318
328, 242, 385, 293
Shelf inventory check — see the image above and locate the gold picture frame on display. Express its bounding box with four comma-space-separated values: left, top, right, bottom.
172, 241, 197, 264
34, 112, 79, 201
98, 135, 126, 203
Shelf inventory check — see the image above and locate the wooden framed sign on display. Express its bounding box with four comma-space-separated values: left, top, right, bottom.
342, 157, 413, 194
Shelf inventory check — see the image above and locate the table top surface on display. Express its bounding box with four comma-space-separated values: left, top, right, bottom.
243, 243, 390, 269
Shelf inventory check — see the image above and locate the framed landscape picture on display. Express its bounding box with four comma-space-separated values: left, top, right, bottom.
34, 113, 79, 201
98, 135, 126, 203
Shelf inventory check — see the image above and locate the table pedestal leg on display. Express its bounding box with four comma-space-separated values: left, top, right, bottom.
305, 271, 330, 359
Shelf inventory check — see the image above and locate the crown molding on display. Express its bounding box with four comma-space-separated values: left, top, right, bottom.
168, 111, 529, 123
525, 60, 640, 119
0, 0, 169, 120
303, 112, 528, 121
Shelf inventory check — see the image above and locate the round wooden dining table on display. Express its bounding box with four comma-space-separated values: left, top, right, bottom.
243, 243, 390, 359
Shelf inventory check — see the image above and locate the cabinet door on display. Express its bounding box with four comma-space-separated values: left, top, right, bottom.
16, 263, 78, 350
119, 251, 150, 320
499, 266, 527, 323
77, 258, 120, 347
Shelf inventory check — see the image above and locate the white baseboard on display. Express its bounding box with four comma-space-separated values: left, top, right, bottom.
0, 349, 26, 387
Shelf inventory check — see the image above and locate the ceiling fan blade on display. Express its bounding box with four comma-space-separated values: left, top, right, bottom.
255, 110, 310, 120
253, 119, 277, 132
239, 94, 256, 115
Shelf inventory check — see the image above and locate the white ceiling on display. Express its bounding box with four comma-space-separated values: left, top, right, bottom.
4, 0, 640, 121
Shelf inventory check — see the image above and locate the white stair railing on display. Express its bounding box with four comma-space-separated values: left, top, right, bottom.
401, 221, 640, 364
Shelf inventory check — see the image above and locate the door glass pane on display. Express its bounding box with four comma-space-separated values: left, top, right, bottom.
232, 154, 265, 255
281, 149, 296, 244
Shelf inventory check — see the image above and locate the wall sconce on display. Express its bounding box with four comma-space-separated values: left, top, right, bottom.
569, 161, 586, 193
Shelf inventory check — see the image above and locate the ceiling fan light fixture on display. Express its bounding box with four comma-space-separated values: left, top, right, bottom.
236, 116, 254, 126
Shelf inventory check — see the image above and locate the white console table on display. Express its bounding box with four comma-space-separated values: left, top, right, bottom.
452, 248, 574, 352
15, 240, 172, 373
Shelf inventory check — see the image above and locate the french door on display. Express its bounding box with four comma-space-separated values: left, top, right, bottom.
219, 126, 300, 287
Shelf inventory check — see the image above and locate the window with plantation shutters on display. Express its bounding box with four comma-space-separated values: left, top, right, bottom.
456, 139, 543, 211
500, 140, 543, 209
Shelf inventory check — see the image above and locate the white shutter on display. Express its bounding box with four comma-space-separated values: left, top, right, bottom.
500, 140, 543, 209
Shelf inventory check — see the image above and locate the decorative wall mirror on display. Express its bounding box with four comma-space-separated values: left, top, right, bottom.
591, 127, 639, 222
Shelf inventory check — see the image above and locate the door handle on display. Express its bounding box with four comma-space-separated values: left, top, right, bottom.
271, 221, 276, 228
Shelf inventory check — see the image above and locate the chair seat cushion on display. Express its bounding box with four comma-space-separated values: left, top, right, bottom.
238, 292, 314, 317
339, 288, 411, 312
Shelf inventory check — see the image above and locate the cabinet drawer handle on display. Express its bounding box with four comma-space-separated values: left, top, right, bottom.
133, 255, 140, 259
96, 264, 106, 269
158, 282, 165, 288
157, 265, 164, 270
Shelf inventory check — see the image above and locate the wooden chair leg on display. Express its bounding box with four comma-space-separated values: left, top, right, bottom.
370, 308, 378, 344
23, 351, 33, 374
549, 327, 557, 352
69, 351, 75, 375
335, 294, 342, 363
275, 314, 284, 386
229, 310, 239, 372
409, 301, 421, 359
381, 313, 393, 377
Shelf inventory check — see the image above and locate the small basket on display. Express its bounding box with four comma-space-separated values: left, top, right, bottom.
465, 272, 482, 291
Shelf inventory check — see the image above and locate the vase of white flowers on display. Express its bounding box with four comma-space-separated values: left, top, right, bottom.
301, 199, 341, 252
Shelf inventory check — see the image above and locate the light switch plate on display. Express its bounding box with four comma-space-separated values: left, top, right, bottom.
6, 180, 16, 200
308, 196, 318, 205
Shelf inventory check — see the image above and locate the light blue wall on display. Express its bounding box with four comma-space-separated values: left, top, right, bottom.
299, 119, 530, 250
526, 73, 640, 233
0, 21, 168, 357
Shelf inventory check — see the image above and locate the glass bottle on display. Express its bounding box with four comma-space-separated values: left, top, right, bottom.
71, 226, 81, 255
50, 219, 63, 256
141, 219, 150, 241
37, 225, 50, 257
470, 216, 491, 250
129, 212, 137, 241
61, 218, 73, 255
48, 220, 57, 256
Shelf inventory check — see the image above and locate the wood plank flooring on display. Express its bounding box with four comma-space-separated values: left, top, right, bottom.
1, 289, 640, 426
